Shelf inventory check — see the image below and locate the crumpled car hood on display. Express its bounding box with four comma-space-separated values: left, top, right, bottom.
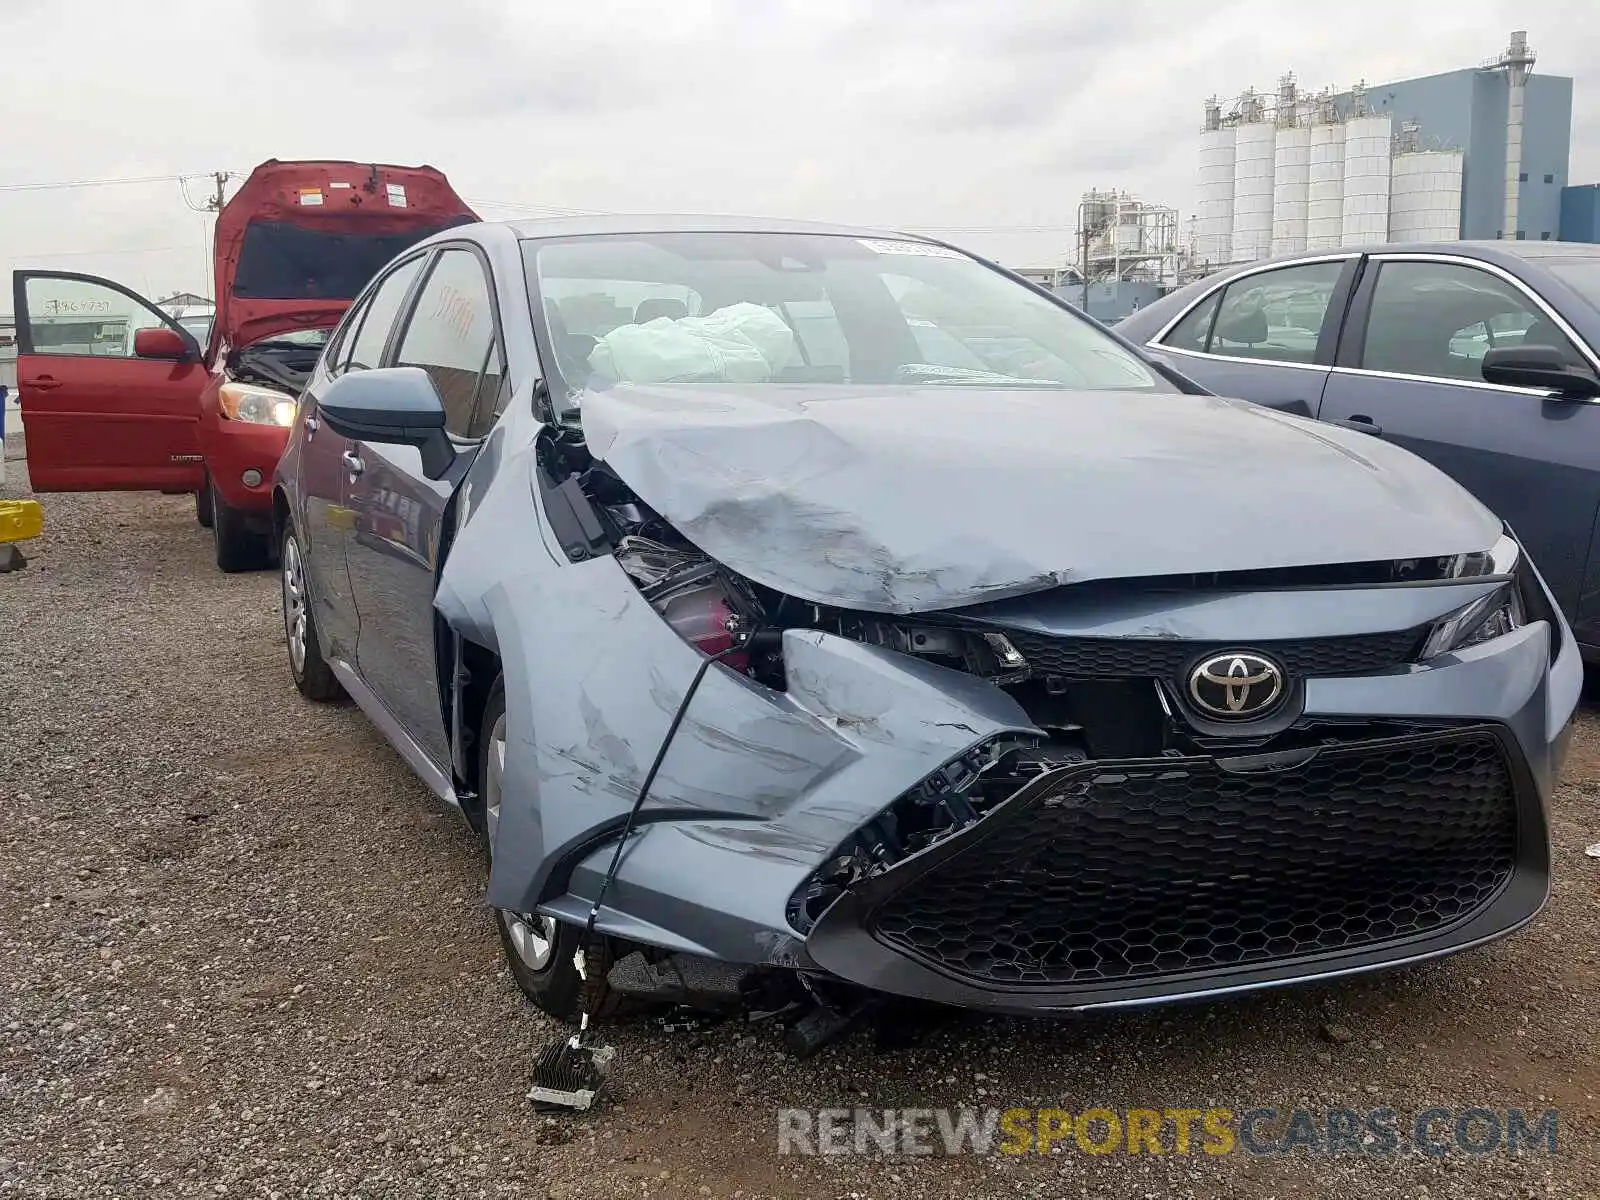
581, 384, 1502, 615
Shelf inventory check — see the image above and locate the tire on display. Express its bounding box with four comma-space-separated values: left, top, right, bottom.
195, 477, 214, 528
281, 521, 342, 702
211, 479, 269, 573
481, 681, 621, 1022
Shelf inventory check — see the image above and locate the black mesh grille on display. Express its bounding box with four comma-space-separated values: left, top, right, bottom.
1003, 627, 1423, 680
868, 731, 1518, 987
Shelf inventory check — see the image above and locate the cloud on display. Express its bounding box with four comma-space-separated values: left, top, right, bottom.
252, 0, 678, 120
0, 0, 1595, 294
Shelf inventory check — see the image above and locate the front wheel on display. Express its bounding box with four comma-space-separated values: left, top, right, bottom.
481, 682, 621, 1022
212, 480, 270, 573
195, 477, 214, 528
281, 522, 341, 702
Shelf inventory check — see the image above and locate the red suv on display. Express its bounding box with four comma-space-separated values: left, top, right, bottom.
11, 159, 477, 570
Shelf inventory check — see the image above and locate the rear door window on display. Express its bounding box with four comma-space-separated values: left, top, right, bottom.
1205, 261, 1344, 363
1159, 290, 1222, 353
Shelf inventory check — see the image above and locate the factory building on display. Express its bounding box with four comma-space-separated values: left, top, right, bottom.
1192, 31, 1594, 270
1055, 189, 1184, 322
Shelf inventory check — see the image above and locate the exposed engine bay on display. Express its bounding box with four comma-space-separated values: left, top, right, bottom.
227, 329, 331, 396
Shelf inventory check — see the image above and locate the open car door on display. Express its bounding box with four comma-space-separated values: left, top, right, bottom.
12, 271, 209, 492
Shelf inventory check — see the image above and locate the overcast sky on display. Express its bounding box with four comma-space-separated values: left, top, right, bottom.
1, 0, 1594, 300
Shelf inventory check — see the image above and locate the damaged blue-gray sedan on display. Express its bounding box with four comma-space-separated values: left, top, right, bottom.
273, 216, 1583, 1052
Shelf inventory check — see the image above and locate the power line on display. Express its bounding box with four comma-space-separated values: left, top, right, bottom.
7, 244, 192, 259
179, 171, 232, 213
464, 196, 614, 217
463, 197, 1073, 235
900, 224, 1076, 234
1, 173, 1076, 237
0, 172, 203, 194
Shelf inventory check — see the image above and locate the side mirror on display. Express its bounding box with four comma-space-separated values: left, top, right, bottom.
134, 327, 194, 361
317, 367, 457, 479
1481, 345, 1600, 398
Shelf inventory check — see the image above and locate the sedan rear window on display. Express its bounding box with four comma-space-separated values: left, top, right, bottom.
521, 232, 1169, 406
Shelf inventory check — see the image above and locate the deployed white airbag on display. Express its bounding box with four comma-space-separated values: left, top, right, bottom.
588, 302, 797, 384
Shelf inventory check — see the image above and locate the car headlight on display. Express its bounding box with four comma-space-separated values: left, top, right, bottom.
1421, 531, 1531, 659
1420, 583, 1526, 659
218, 381, 297, 427
1437, 531, 1520, 580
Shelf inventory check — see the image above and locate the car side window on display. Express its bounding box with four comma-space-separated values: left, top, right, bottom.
1160, 290, 1222, 353
1361, 260, 1585, 384
1200, 261, 1344, 365
393, 248, 504, 439
344, 256, 427, 373
19, 275, 190, 358
324, 291, 373, 376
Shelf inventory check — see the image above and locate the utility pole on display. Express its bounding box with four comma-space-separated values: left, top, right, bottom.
1080, 225, 1091, 314
206, 171, 229, 213
200, 171, 229, 301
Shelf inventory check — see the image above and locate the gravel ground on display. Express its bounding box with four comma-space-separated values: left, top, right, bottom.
2, 443, 1598, 1199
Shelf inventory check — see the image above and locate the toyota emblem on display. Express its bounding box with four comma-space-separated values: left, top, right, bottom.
1187, 651, 1286, 720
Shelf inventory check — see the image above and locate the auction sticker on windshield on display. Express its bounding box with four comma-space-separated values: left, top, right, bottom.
858, 238, 966, 259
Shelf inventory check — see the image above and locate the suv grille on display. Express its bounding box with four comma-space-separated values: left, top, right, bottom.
868, 730, 1518, 987
1003, 627, 1423, 681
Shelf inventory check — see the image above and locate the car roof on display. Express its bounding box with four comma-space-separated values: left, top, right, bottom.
504, 213, 927, 242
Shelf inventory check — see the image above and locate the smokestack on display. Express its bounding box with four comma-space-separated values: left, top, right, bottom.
1492, 31, 1536, 238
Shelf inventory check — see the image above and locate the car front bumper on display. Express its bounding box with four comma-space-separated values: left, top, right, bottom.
530, 566, 1580, 1016
802, 721, 1550, 1014
196, 411, 288, 513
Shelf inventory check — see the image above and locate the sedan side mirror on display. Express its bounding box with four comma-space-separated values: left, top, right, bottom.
317, 367, 457, 479
133, 327, 196, 361
1481, 345, 1600, 398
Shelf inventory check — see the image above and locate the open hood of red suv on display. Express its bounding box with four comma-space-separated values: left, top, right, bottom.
212, 159, 478, 352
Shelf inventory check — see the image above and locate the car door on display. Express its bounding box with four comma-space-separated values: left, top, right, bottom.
12, 271, 208, 491
1320, 252, 1600, 628
346, 245, 508, 768
1140, 256, 1359, 418
294, 253, 430, 663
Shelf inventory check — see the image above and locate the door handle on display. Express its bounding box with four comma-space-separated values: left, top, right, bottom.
30, 377, 62, 391
304, 415, 319, 435
1332, 415, 1383, 437
341, 450, 365, 476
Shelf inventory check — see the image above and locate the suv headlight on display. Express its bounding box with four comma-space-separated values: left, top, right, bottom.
218, 381, 296, 427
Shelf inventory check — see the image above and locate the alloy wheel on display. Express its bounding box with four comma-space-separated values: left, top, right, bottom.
485, 711, 556, 972
282, 534, 308, 676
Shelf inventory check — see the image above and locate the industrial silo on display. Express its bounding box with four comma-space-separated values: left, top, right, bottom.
1230, 115, 1276, 263
1340, 114, 1393, 246
1388, 150, 1465, 241
1271, 125, 1312, 255
1195, 101, 1237, 267
1305, 122, 1347, 249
